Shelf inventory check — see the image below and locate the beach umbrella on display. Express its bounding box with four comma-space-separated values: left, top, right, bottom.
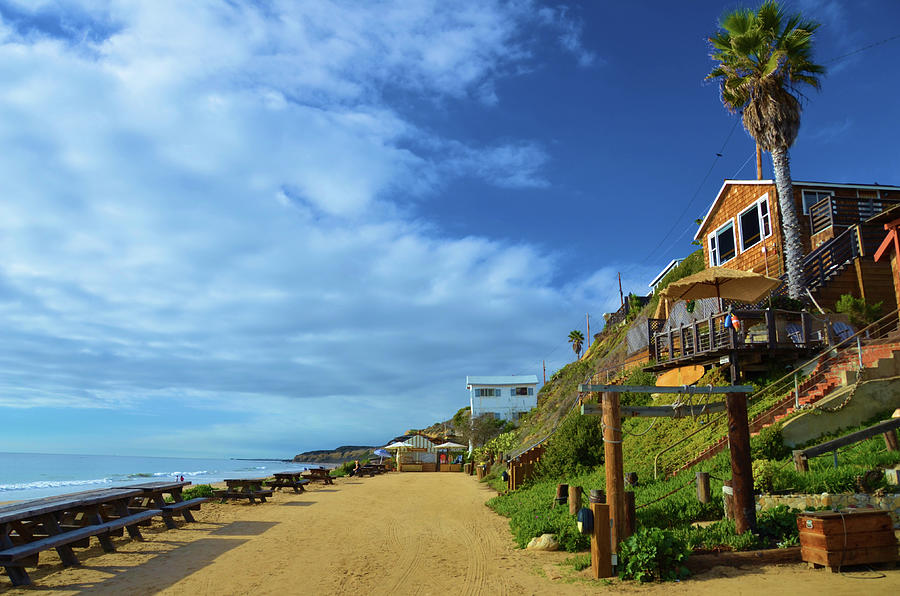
659, 267, 781, 305
384, 441, 411, 449
373, 448, 391, 464
433, 442, 466, 450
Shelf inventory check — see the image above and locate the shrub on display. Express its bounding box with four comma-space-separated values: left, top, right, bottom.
750, 423, 791, 461
756, 505, 799, 548
835, 294, 882, 327
618, 527, 691, 583
536, 410, 604, 478
172, 484, 215, 502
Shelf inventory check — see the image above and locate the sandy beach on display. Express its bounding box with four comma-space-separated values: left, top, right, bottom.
2, 473, 899, 595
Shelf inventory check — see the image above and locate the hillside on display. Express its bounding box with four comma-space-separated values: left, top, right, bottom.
293, 445, 377, 464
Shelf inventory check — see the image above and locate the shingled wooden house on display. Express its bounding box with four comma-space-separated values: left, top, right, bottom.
694, 179, 900, 311
642, 179, 900, 373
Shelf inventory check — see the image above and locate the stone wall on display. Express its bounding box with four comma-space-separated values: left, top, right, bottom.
756, 492, 900, 527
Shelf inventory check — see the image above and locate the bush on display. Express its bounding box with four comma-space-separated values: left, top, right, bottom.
750, 423, 791, 461
756, 505, 799, 548
536, 410, 604, 478
180, 484, 215, 500
618, 527, 690, 583
835, 294, 882, 327
487, 480, 589, 552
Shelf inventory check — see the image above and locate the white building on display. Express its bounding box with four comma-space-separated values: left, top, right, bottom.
466, 375, 539, 422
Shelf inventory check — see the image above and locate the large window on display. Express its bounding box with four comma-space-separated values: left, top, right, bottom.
708, 221, 736, 266
802, 190, 833, 214
738, 194, 772, 252
512, 387, 534, 396
476, 388, 500, 397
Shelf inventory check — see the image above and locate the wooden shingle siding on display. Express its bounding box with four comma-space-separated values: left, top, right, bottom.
700, 183, 782, 276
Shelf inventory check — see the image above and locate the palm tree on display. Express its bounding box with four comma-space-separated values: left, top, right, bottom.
568, 330, 585, 359
706, 1, 824, 299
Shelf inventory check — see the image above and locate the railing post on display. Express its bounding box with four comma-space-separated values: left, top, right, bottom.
766, 309, 776, 349
857, 336, 864, 369
708, 316, 714, 350
801, 311, 811, 344
794, 372, 800, 410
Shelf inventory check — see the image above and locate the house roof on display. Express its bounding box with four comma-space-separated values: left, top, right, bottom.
649, 258, 683, 289
693, 179, 900, 241
466, 375, 539, 386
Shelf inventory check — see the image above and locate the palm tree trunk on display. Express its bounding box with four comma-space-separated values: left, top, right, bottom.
771, 147, 804, 299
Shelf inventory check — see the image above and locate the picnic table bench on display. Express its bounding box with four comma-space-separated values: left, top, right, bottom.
0, 488, 160, 586
216, 478, 273, 504
301, 468, 334, 485
356, 465, 378, 477
265, 472, 310, 493
116, 480, 208, 529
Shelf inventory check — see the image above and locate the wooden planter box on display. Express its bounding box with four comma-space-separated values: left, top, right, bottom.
440, 464, 461, 472
798, 510, 899, 572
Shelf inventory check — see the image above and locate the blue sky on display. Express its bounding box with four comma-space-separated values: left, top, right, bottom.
0, 1, 898, 458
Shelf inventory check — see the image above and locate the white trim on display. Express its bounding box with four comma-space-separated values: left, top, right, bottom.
708, 219, 736, 267
801, 189, 834, 215
738, 193, 773, 252
693, 179, 900, 241
648, 258, 683, 289
695, 180, 774, 241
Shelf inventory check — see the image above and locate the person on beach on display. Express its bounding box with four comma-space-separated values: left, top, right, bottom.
348, 460, 361, 477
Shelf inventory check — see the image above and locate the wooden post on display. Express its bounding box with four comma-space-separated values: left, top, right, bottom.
602, 391, 626, 552
555, 483, 568, 506
883, 429, 899, 452
590, 492, 612, 579
793, 450, 809, 472
569, 485, 582, 515
623, 491, 636, 540
765, 309, 776, 350
696, 472, 710, 504
725, 392, 756, 533
723, 479, 734, 520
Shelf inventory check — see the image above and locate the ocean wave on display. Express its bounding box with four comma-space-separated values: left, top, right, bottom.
150, 470, 209, 477
126, 472, 155, 478
0, 478, 112, 492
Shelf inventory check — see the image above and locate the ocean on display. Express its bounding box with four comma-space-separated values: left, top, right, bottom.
0, 452, 328, 502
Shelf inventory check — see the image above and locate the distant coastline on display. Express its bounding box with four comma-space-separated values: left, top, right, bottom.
293, 445, 377, 464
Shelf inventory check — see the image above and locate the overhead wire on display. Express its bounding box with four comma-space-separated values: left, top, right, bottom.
625, 32, 900, 275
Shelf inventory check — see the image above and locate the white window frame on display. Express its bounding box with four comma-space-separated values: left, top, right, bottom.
707, 220, 736, 267
801, 189, 833, 215
738, 194, 773, 252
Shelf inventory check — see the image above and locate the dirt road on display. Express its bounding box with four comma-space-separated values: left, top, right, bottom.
3, 473, 899, 594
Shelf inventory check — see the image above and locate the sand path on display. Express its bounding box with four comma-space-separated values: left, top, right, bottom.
2, 473, 900, 594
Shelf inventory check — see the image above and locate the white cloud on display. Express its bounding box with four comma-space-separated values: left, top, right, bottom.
0, 1, 614, 454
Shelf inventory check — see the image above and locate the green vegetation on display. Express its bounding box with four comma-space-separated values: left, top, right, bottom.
536, 410, 604, 478
561, 554, 591, 571
835, 294, 883, 327
618, 527, 691, 583
330, 459, 369, 477
647, 249, 704, 315
166, 484, 215, 503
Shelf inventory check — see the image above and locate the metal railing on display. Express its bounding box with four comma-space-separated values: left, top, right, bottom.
809, 196, 900, 236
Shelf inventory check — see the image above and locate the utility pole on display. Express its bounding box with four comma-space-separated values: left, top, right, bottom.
542, 360, 546, 384
618, 272, 624, 307
586, 313, 591, 348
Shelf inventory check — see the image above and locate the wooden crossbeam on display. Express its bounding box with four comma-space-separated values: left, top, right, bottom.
581, 402, 727, 418
796, 417, 900, 459
578, 384, 754, 394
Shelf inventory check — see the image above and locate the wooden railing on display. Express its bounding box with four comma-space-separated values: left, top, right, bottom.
809, 196, 900, 236
650, 309, 825, 364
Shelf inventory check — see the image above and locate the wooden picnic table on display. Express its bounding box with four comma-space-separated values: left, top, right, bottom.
301, 468, 334, 485
266, 472, 310, 493
115, 480, 208, 529
219, 478, 273, 504
0, 488, 160, 586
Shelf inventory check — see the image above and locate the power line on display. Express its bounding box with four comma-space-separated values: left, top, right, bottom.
637, 117, 740, 267
823, 33, 900, 65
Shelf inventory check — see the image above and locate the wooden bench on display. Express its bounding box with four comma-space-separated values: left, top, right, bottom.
160, 497, 208, 524
301, 469, 334, 485
356, 466, 378, 477
266, 476, 310, 493
1, 509, 160, 586
219, 478, 273, 504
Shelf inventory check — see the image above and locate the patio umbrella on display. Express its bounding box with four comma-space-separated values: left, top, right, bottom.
384, 441, 411, 449
659, 267, 781, 305
373, 448, 391, 464
433, 442, 467, 450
